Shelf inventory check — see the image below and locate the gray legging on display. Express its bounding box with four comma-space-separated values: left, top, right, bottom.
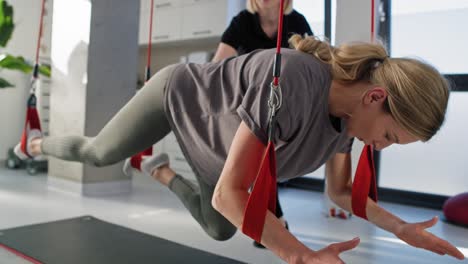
41, 65, 237, 241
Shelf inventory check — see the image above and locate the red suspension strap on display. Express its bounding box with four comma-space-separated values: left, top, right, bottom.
146, 0, 154, 81
370, 0, 375, 43
20, 0, 46, 157
351, 0, 379, 220
130, 0, 155, 170
35, 0, 46, 69
352, 144, 377, 219
242, 0, 285, 243
272, 0, 285, 86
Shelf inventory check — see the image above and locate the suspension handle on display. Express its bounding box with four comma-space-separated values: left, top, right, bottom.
27, 93, 37, 108
145, 66, 151, 83
33, 64, 39, 79
272, 53, 282, 86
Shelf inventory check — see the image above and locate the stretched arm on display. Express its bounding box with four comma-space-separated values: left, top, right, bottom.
212, 43, 237, 62
213, 122, 359, 263
325, 152, 465, 260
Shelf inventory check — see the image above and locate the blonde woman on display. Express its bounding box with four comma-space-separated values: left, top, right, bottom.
212, 0, 311, 62
15, 35, 464, 263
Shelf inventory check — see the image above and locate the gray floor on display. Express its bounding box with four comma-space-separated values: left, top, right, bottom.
0, 168, 466, 264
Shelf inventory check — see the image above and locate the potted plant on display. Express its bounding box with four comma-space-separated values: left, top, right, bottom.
0, 0, 50, 89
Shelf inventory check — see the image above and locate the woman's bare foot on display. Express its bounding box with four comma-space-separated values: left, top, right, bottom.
151, 165, 176, 186
30, 138, 43, 156
14, 129, 43, 160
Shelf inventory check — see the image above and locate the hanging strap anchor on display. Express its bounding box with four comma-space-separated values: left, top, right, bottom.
267, 82, 282, 142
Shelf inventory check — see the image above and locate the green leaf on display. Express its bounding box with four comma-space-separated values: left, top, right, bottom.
0, 54, 32, 73
39, 64, 51, 77
0, 54, 51, 77
0, 77, 14, 88
0, 0, 14, 47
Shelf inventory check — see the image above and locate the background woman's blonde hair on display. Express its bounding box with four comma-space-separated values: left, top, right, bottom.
246, 0, 293, 15
289, 34, 450, 142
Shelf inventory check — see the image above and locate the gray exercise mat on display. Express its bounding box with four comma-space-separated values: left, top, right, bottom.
0, 216, 245, 264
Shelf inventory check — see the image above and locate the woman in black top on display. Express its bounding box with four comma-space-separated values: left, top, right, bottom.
212, 0, 312, 61
212, 0, 312, 248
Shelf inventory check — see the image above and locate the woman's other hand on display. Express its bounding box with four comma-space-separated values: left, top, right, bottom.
395, 216, 465, 260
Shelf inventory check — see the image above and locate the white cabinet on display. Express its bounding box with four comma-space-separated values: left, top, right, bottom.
138, 0, 151, 44
139, 0, 232, 44
154, 0, 182, 8
180, 0, 227, 40
152, 5, 182, 43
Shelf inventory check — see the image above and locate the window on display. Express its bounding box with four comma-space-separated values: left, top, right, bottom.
378, 0, 468, 206
294, 0, 334, 42
379, 94, 468, 196
389, 0, 468, 74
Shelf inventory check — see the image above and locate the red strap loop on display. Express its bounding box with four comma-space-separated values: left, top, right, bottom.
352, 145, 378, 220
242, 141, 277, 242
20, 95, 42, 158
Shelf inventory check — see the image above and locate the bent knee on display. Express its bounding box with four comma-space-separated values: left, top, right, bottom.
90, 157, 111, 167
207, 225, 237, 241
83, 145, 117, 167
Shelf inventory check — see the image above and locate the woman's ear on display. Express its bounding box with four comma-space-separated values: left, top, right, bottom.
364, 87, 388, 105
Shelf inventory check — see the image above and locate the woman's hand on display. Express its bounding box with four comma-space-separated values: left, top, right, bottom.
292, 237, 360, 264
395, 216, 465, 260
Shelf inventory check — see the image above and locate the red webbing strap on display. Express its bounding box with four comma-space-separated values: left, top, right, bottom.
370, 0, 375, 43
350, 0, 379, 220
35, 0, 46, 67
130, 0, 155, 170
130, 152, 143, 170
352, 145, 378, 220
20, 96, 42, 158
146, 0, 154, 77
242, 0, 285, 242
272, 0, 285, 87
20, 0, 46, 157
242, 141, 277, 242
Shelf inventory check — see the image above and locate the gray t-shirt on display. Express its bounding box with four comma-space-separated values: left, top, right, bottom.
164, 49, 353, 186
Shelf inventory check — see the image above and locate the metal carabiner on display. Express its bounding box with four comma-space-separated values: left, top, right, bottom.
267, 82, 283, 142
268, 82, 283, 117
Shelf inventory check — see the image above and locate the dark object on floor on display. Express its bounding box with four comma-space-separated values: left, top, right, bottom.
443, 192, 468, 228
0, 216, 245, 264
5, 147, 25, 169
5, 147, 47, 175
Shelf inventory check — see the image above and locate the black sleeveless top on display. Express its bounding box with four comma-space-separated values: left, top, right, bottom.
221, 10, 313, 55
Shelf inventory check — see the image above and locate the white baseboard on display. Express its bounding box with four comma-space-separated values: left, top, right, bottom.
48, 176, 132, 196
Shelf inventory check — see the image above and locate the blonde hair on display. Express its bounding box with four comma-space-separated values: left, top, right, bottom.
289, 34, 450, 142
246, 0, 293, 15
